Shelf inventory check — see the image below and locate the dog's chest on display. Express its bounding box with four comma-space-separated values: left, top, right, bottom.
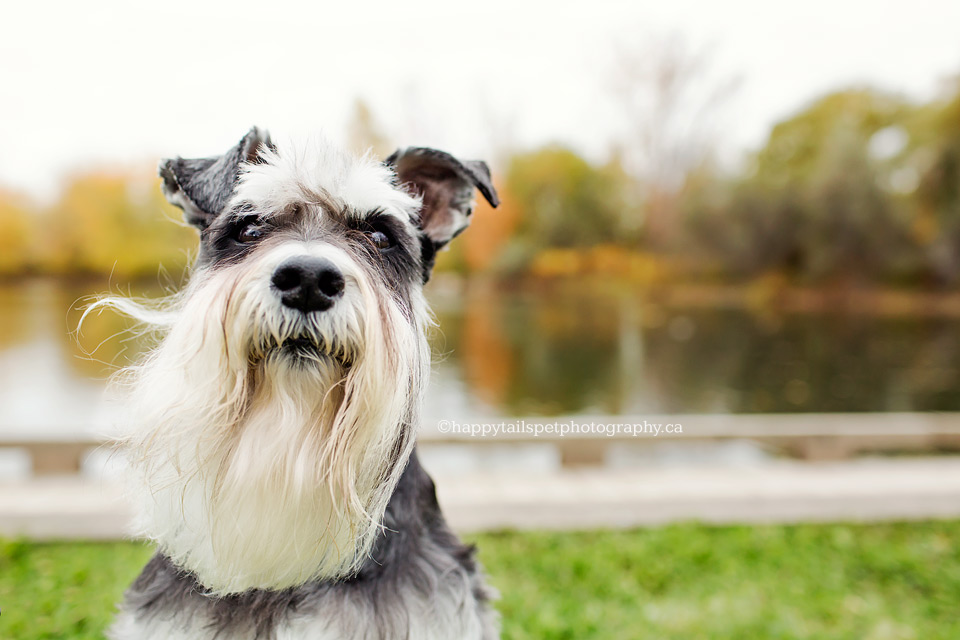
111, 456, 499, 640
278, 577, 495, 640
111, 568, 494, 640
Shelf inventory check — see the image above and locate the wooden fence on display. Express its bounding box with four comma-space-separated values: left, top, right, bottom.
3, 413, 960, 475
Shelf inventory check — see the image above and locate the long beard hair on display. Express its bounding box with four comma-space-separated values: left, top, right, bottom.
91, 247, 431, 595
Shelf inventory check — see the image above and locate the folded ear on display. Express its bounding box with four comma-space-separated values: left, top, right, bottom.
158, 127, 272, 229
386, 147, 499, 251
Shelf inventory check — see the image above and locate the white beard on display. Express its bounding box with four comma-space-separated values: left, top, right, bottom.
97, 243, 431, 595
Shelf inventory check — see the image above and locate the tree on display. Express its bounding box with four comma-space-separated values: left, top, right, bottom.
609, 34, 739, 247
683, 88, 920, 281
44, 170, 197, 278
0, 190, 35, 274
913, 80, 960, 282
505, 147, 631, 251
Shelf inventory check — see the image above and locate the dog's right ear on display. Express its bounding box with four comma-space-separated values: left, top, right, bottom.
158, 127, 272, 230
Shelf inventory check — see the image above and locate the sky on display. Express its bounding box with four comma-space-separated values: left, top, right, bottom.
3, 0, 960, 198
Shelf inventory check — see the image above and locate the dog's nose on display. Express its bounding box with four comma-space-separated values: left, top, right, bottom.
271, 257, 345, 313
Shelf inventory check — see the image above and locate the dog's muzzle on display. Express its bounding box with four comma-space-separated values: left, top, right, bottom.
271, 256, 345, 313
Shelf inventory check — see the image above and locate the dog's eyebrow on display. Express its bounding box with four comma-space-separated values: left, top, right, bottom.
225, 201, 320, 225
345, 207, 387, 221
225, 198, 415, 232
227, 202, 259, 219
342, 206, 417, 229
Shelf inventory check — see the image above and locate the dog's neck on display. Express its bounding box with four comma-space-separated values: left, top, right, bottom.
356, 448, 476, 582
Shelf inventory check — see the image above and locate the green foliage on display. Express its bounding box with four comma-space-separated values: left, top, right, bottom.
505, 147, 633, 250
752, 89, 909, 189
4, 523, 960, 639
912, 83, 960, 281
495, 83, 960, 285
682, 89, 926, 281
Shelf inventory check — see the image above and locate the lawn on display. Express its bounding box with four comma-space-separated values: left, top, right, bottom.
2, 522, 958, 639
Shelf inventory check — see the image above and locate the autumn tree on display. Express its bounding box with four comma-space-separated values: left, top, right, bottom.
506, 146, 631, 251
609, 34, 739, 248
683, 88, 920, 281
913, 79, 960, 282
0, 190, 36, 274
44, 170, 197, 278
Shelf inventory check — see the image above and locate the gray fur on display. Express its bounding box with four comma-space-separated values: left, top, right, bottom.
160, 127, 273, 229
113, 452, 498, 639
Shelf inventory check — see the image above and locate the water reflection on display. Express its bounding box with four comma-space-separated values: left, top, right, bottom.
2, 278, 960, 437
430, 280, 960, 416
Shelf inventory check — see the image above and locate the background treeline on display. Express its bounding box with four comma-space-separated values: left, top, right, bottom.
0, 169, 196, 279
678, 85, 960, 285
2, 80, 960, 286
444, 81, 960, 287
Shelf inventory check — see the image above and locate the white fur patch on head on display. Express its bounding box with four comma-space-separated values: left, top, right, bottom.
234, 136, 422, 228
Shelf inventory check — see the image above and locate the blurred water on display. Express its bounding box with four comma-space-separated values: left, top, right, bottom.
2, 277, 960, 441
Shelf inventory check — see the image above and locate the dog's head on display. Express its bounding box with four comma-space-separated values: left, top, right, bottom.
111, 128, 497, 594
159, 127, 497, 365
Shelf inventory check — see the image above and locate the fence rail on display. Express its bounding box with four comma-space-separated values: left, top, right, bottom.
4, 413, 960, 475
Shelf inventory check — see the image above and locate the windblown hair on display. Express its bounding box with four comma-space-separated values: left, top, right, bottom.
94, 230, 431, 595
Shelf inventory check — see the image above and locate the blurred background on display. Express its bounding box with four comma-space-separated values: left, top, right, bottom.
4, 1, 960, 638
4, 0, 960, 446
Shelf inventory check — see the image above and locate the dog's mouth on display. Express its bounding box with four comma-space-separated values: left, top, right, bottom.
259, 334, 352, 368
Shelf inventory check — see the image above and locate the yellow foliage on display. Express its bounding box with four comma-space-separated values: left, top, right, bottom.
529, 245, 670, 284
745, 271, 790, 310
911, 205, 939, 246
43, 169, 197, 278
529, 249, 584, 277
0, 191, 35, 274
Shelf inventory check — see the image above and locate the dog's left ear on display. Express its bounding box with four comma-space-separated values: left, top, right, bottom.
159, 127, 272, 230
386, 147, 499, 251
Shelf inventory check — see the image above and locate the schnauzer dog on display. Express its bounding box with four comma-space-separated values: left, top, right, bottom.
103, 128, 500, 639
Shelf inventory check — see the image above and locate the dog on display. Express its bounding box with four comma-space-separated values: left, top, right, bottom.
102, 128, 501, 639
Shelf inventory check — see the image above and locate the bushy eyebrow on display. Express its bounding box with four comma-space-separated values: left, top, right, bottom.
222, 203, 313, 229
344, 207, 386, 222
226, 202, 259, 220
223, 200, 417, 239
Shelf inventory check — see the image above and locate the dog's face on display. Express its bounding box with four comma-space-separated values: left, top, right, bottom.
113, 129, 497, 594
161, 128, 497, 369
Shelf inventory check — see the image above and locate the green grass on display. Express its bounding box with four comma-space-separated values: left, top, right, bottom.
2, 522, 959, 639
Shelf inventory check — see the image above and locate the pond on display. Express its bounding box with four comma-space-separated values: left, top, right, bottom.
1, 277, 960, 440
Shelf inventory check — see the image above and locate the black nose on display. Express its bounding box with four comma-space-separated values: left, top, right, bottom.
271, 257, 345, 313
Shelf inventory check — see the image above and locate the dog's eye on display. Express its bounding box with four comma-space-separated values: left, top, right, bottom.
236, 222, 265, 243
370, 230, 392, 250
